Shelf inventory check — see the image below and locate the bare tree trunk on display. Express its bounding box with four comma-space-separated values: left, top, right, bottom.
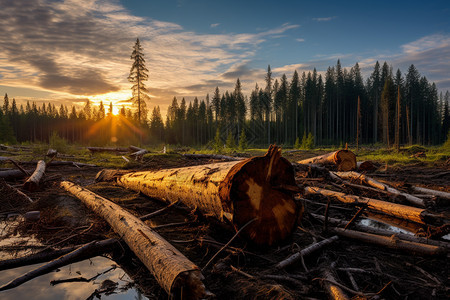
23, 160, 46, 191
96, 146, 299, 246
59, 181, 206, 298
297, 150, 356, 171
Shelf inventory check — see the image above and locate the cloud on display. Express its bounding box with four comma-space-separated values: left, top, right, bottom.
0, 0, 299, 113
210, 23, 220, 28
313, 16, 336, 22
296, 38, 305, 42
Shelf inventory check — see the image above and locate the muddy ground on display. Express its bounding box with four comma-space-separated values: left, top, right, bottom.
0, 149, 449, 299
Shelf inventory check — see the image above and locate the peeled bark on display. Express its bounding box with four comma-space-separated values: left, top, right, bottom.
304, 186, 436, 225
297, 150, 356, 171
96, 146, 299, 245
23, 160, 46, 191
332, 171, 425, 207
59, 181, 205, 299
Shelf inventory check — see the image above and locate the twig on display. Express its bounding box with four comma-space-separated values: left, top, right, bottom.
140, 201, 179, 221
202, 218, 257, 271
344, 205, 366, 230
312, 277, 374, 297
7, 159, 30, 176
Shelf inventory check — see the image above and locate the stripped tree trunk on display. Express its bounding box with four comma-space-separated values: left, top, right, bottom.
96, 145, 299, 245
23, 160, 46, 191
59, 181, 206, 299
304, 187, 438, 225
411, 186, 450, 201
297, 150, 356, 171
331, 171, 425, 207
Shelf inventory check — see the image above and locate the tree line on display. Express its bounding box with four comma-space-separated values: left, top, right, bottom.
1, 61, 449, 147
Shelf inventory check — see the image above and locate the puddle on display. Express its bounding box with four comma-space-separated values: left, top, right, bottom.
0, 256, 148, 300
0, 216, 149, 299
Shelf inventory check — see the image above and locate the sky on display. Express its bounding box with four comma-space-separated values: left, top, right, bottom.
0, 0, 449, 116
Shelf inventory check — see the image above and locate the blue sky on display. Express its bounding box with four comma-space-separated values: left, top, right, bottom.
0, 0, 449, 115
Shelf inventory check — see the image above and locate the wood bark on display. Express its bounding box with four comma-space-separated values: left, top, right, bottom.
297, 150, 356, 171
23, 160, 46, 191
411, 186, 450, 200
87, 146, 130, 153
304, 186, 437, 225
331, 171, 425, 207
331, 228, 446, 256
96, 146, 299, 246
59, 181, 206, 299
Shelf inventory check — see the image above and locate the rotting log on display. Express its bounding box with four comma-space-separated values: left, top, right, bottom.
297, 150, 356, 171
59, 181, 206, 299
331, 228, 447, 256
304, 187, 441, 225
96, 145, 299, 246
332, 171, 425, 207
23, 160, 46, 192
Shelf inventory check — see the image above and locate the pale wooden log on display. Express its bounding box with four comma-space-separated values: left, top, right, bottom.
332, 171, 425, 207
304, 187, 434, 225
0, 239, 118, 291
276, 235, 339, 269
297, 150, 356, 171
331, 227, 446, 256
23, 160, 46, 191
183, 153, 245, 161
129, 145, 145, 152
411, 186, 450, 200
46, 149, 58, 158
59, 181, 206, 298
310, 213, 450, 249
96, 146, 299, 245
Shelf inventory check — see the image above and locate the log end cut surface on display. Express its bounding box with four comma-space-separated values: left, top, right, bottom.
219, 145, 299, 245
334, 150, 357, 171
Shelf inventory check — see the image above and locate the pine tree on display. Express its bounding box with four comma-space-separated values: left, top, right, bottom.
238, 129, 248, 151
128, 38, 149, 125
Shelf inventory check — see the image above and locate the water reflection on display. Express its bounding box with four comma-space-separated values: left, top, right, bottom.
0, 256, 148, 299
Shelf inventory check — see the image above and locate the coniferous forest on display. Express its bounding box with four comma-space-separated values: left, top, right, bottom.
1, 60, 449, 148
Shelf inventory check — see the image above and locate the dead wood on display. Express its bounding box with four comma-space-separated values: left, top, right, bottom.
410, 186, 450, 201
310, 213, 450, 249
23, 160, 46, 192
357, 160, 377, 172
320, 265, 350, 300
330, 228, 447, 256
6, 183, 33, 203
297, 150, 356, 171
96, 145, 299, 246
332, 171, 425, 207
59, 181, 206, 299
304, 186, 438, 225
276, 235, 339, 269
0, 239, 118, 291
183, 153, 245, 161
87, 146, 130, 153
46, 149, 58, 158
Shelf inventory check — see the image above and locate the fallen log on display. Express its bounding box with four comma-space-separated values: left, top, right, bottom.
331, 171, 425, 207
357, 161, 376, 172
410, 186, 450, 201
331, 228, 446, 256
129, 146, 149, 160
0, 239, 118, 291
59, 181, 206, 298
87, 146, 130, 153
23, 160, 46, 191
0, 169, 33, 179
297, 150, 356, 171
304, 187, 440, 225
96, 145, 299, 245
183, 153, 245, 161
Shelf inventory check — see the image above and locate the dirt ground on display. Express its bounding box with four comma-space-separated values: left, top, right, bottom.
0, 149, 449, 299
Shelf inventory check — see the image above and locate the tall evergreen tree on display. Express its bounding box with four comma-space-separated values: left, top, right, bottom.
128, 38, 149, 125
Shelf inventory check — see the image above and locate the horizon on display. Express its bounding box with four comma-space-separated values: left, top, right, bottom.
1, 0, 449, 117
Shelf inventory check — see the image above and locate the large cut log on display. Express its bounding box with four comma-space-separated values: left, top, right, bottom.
297, 150, 356, 171
304, 186, 440, 225
96, 145, 299, 245
59, 181, 205, 299
23, 160, 46, 191
331, 171, 425, 207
